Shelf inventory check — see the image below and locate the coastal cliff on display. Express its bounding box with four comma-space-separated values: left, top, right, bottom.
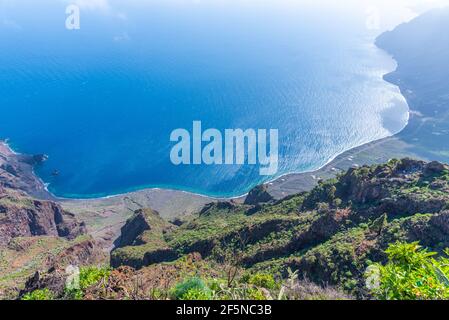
17, 9, 449, 300
17, 158, 449, 300
0, 142, 52, 200
0, 184, 106, 299
0, 186, 86, 246
0, 145, 106, 299
376, 7, 449, 163
1, 8, 449, 300
268, 7, 449, 199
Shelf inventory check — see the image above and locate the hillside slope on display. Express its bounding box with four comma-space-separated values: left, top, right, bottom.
20, 158, 449, 299
0, 186, 105, 298
376, 7, 449, 163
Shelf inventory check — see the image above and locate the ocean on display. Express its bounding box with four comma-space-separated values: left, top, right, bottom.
0, 0, 409, 198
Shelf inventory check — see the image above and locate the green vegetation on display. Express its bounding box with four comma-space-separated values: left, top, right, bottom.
0, 235, 95, 299
111, 209, 177, 269
170, 276, 269, 300
105, 160, 449, 300
9, 159, 449, 300
245, 273, 278, 290
366, 242, 449, 300
65, 266, 111, 300
22, 289, 54, 301
171, 277, 212, 300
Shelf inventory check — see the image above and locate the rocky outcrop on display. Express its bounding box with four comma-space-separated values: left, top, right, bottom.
430, 210, 449, 235
10, 158, 449, 300
48, 237, 106, 269
0, 142, 52, 199
0, 166, 107, 299
199, 201, 239, 216
0, 187, 86, 246
19, 237, 106, 298
244, 185, 274, 205
113, 209, 175, 248
111, 209, 178, 269
113, 209, 153, 248
424, 161, 449, 176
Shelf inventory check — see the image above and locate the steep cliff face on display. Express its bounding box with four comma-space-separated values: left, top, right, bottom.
17, 236, 107, 299
0, 187, 86, 246
0, 186, 106, 299
104, 158, 449, 297
111, 209, 178, 269
374, 8, 449, 166
13, 158, 449, 300
0, 142, 51, 199
244, 185, 274, 205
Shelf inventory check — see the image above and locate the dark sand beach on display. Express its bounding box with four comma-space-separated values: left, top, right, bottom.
0, 53, 444, 248
2, 8, 448, 250
0, 120, 430, 249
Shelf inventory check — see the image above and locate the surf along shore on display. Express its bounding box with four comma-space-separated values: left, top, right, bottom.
0, 103, 425, 250
2, 10, 448, 250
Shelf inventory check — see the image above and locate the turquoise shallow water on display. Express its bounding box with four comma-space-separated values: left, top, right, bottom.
0, 1, 409, 198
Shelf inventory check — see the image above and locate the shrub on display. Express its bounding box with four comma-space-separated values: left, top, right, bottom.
171, 277, 212, 300
65, 266, 111, 300
22, 289, 54, 301
246, 273, 278, 290
181, 288, 213, 300
246, 287, 267, 300
366, 242, 449, 300
79, 266, 111, 290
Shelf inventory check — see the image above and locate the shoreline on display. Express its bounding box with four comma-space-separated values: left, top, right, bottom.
0, 30, 412, 203
0, 117, 418, 204
0, 71, 413, 204
1, 129, 411, 204
0, 63, 414, 204
0, 108, 421, 250
0, 139, 236, 201
0, 28, 429, 217
0, 37, 429, 250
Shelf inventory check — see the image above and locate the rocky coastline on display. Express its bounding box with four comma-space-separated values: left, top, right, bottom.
1, 7, 448, 300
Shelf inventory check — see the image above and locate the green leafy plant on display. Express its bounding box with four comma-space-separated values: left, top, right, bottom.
22, 289, 54, 301
246, 273, 278, 290
171, 277, 212, 300
366, 242, 449, 300
65, 266, 111, 300
181, 288, 213, 300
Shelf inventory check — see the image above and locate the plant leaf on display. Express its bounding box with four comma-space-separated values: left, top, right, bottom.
434, 266, 449, 287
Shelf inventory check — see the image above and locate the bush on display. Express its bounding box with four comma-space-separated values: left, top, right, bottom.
181, 288, 213, 300
172, 277, 212, 300
79, 266, 111, 290
22, 289, 54, 301
246, 287, 267, 300
246, 273, 278, 290
65, 266, 111, 300
366, 242, 449, 300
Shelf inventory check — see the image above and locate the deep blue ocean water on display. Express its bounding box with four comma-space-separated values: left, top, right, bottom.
0, 1, 409, 198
